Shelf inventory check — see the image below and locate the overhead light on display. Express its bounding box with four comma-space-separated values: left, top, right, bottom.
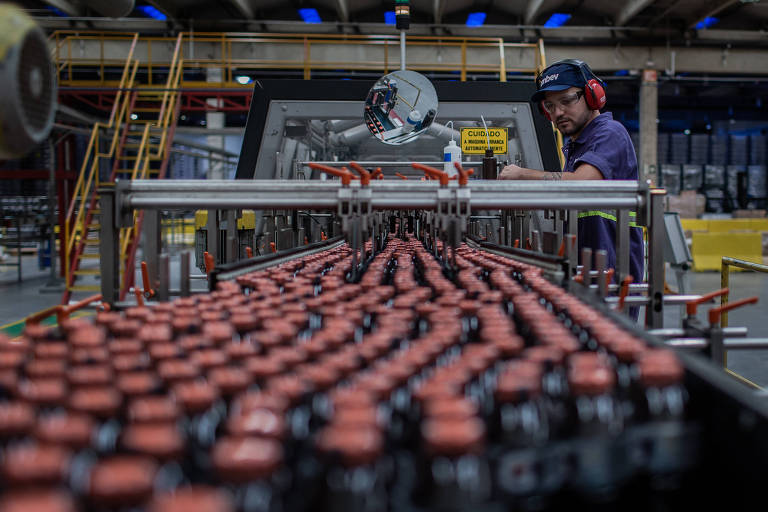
235, 75, 252, 85
466, 12, 487, 27
136, 5, 167, 21
543, 13, 571, 27
684, 129, 691, 135
695, 16, 719, 29
299, 8, 322, 24
45, 6, 68, 17
130, 113, 138, 120
384, 11, 396, 25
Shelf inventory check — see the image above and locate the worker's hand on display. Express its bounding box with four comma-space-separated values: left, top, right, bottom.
498, 164, 526, 180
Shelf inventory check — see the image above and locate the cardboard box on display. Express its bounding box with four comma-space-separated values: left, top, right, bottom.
732, 209, 766, 218
666, 191, 705, 219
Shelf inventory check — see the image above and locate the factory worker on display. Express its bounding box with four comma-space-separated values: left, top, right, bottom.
499, 59, 644, 297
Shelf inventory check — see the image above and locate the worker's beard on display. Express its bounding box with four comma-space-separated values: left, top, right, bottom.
556, 110, 591, 137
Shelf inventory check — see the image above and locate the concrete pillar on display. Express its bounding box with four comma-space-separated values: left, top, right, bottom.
639, 69, 658, 186
206, 68, 227, 180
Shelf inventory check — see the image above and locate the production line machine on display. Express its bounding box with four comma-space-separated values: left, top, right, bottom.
66, 74, 768, 510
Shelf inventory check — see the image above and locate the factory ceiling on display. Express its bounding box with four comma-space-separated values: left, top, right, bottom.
20, 0, 768, 47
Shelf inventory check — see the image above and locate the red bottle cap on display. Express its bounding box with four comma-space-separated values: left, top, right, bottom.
26, 358, 66, 379
568, 366, 616, 396
67, 365, 113, 388
0, 402, 35, 437
68, 387, 122, 419
157, 360, 200, 385
212, 437, 283, 482
128, 395, 180, 424
208, 366, 252, 398
87, 456, 157, 507
226, 408, 286, 439
17, 378, 67, 407
148, 487, 234, 512
172, 380, 220, 415
638, 349, 685, 388
422, 417, 485, 457
315, 425, 383, 467
116, 371, 162, 398
0, 490, 76, 512
121, 423, 184, 461
2, 443, 70, 486
35, 412, 94, 450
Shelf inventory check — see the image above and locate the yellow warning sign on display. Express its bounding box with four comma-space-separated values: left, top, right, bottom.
460, 127, 508, 155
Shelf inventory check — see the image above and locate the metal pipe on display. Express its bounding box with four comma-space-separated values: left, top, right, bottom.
400, 31, 406, 70
665, 339, 708, 349
664, 338, 768, 350
605, 294, 706, 306
300, 161, 483, 167
723, 338, 768, 350
649, 327, 749, 338
121, 180, 646, 211
157, 253, 170, 302
180, 251, 190, 297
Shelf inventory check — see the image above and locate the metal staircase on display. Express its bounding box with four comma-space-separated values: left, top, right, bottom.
62, 34, 184, 304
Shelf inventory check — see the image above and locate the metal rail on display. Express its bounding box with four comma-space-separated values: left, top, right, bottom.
100, 180, 663, 328
116, 179, 647, 212
720, 256, 768, 328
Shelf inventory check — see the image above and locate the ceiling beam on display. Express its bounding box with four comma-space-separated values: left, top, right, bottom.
229, 0, 254, 19
41, 0, 82, 16
615, 0, 655, 26
686, 0, 739, 29
433, 0, 444, 24
524, 0, 546, 25
335, 0, 349, 23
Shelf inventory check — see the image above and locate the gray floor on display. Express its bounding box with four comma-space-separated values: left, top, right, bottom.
0, 254, 64, 328
2, 254, 768, 386
663, 271, 768, 387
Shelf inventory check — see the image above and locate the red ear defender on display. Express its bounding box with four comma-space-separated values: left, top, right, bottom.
585, 78, 607, 110
540, 101, 552, 122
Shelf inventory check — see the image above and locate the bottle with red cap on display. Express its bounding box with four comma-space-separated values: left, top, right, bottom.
628, 349, 696, 492
565, 353, 627, 501
413, 415, 492, 510
314, 422, 391, 512
210, 436, 287, 512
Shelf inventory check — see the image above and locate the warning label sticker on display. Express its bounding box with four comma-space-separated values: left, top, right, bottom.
460, 127, 508, 155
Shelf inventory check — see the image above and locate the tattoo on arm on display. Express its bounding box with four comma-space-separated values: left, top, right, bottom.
544, 172, 563, 181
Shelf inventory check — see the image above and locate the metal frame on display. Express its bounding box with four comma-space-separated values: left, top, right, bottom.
102, 178, 661, 325
234, 80, 561, 180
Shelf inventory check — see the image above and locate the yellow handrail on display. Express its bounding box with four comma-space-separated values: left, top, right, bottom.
62, 34, 140, 291
50, 31, 535, 86
116, 34, 185, 297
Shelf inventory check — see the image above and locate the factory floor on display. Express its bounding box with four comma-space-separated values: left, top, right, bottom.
2, 255, 768, 386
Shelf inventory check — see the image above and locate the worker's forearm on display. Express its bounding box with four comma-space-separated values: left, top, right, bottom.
498, 164, 562, 180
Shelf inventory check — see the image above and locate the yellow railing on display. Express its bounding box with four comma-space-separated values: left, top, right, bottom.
63, 34, 139, 290
118, 34, 184, 294
49, 31, 541, 86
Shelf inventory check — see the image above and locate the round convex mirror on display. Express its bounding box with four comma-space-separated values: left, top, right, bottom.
364, 70, 438, 145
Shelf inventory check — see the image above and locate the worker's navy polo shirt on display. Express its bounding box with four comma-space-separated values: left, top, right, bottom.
562, 112, 645, 283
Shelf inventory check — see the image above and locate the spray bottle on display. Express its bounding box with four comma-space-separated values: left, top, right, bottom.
443, 121, 461, 177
